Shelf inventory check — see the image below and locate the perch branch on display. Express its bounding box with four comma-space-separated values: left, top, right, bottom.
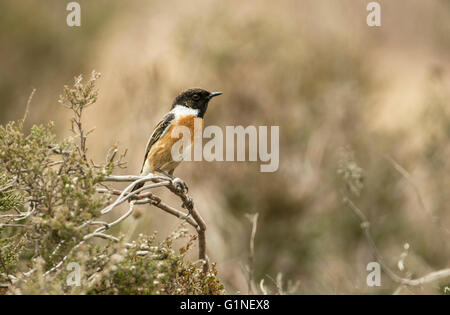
99, 174, 209, 272
42, 173, 209, 276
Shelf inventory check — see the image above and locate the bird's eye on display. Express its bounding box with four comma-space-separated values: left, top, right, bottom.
192, 94, 200, 101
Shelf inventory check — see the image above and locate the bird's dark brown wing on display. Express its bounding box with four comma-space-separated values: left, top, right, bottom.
140, 112, 175, 173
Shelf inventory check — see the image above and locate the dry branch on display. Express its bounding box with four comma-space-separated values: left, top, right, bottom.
100, 174, 209, 272
246, 213, 259, 294
22, 88, 36, 122
385, 155, 450, 236
344, 197, 450, 288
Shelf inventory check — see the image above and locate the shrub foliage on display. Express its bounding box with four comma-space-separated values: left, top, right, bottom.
0, 72, 223, 295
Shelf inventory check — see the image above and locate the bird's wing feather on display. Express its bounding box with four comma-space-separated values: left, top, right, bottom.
140, 112, 175, 172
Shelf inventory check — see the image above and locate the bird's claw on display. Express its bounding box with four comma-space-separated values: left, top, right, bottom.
172, 177, 188, 193
181, 196, 194, 214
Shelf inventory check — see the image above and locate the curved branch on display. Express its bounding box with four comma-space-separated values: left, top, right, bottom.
344, 197, 450, 287
99, 174, 209, 272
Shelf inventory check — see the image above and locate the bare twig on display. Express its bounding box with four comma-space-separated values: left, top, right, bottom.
158, 179, 208, 271
0, 224, 31, 228
0, 249, 12, 285
259, 279, 268, 295
0, 202, 38, 222
98, 177, 170, 215
100, 174, 209, 272
27, 172, 209, 278
0, 176, 17, 193
385, 155, 450, 235
84, 232, 120, 242
0, 184, 13, 193
22, 88, 36, 123
44, 241, 86, 276
343, 197, 450, 287
103, 175, 167, 182
85, 201, 137, 239
104, 189, 199, 228
246, 213, 259, 294
265, 273, 285, 295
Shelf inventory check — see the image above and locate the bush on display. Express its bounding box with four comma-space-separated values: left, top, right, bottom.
0, 72, 224, 295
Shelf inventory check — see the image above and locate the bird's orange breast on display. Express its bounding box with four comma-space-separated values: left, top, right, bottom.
168, 114, 203, 141
143, 115, 202, 174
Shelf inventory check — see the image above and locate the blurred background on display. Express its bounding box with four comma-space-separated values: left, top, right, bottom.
0, 0, 449, 294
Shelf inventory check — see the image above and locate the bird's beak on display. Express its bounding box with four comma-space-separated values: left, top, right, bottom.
208, 91, 223, 99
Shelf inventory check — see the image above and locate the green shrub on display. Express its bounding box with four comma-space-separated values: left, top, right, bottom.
0, 72, 223, 295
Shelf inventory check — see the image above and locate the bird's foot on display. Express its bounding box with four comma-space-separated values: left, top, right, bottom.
181, 196, 194, 214
172, 177, 189, 193
155, 168, 189, 193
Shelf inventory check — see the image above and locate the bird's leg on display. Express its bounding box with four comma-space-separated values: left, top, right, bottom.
181, 196, 194, 215
156, 168, 191, 211
156, 168, 189, 193
155, 168, 173, 178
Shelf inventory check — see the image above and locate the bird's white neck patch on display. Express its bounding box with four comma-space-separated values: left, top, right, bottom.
172, 105, 200, 118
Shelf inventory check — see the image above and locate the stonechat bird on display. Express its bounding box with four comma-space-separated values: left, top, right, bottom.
132, 88, 222, 192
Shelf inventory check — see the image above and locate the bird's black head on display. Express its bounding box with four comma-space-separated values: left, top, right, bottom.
171, 88, 222, 118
